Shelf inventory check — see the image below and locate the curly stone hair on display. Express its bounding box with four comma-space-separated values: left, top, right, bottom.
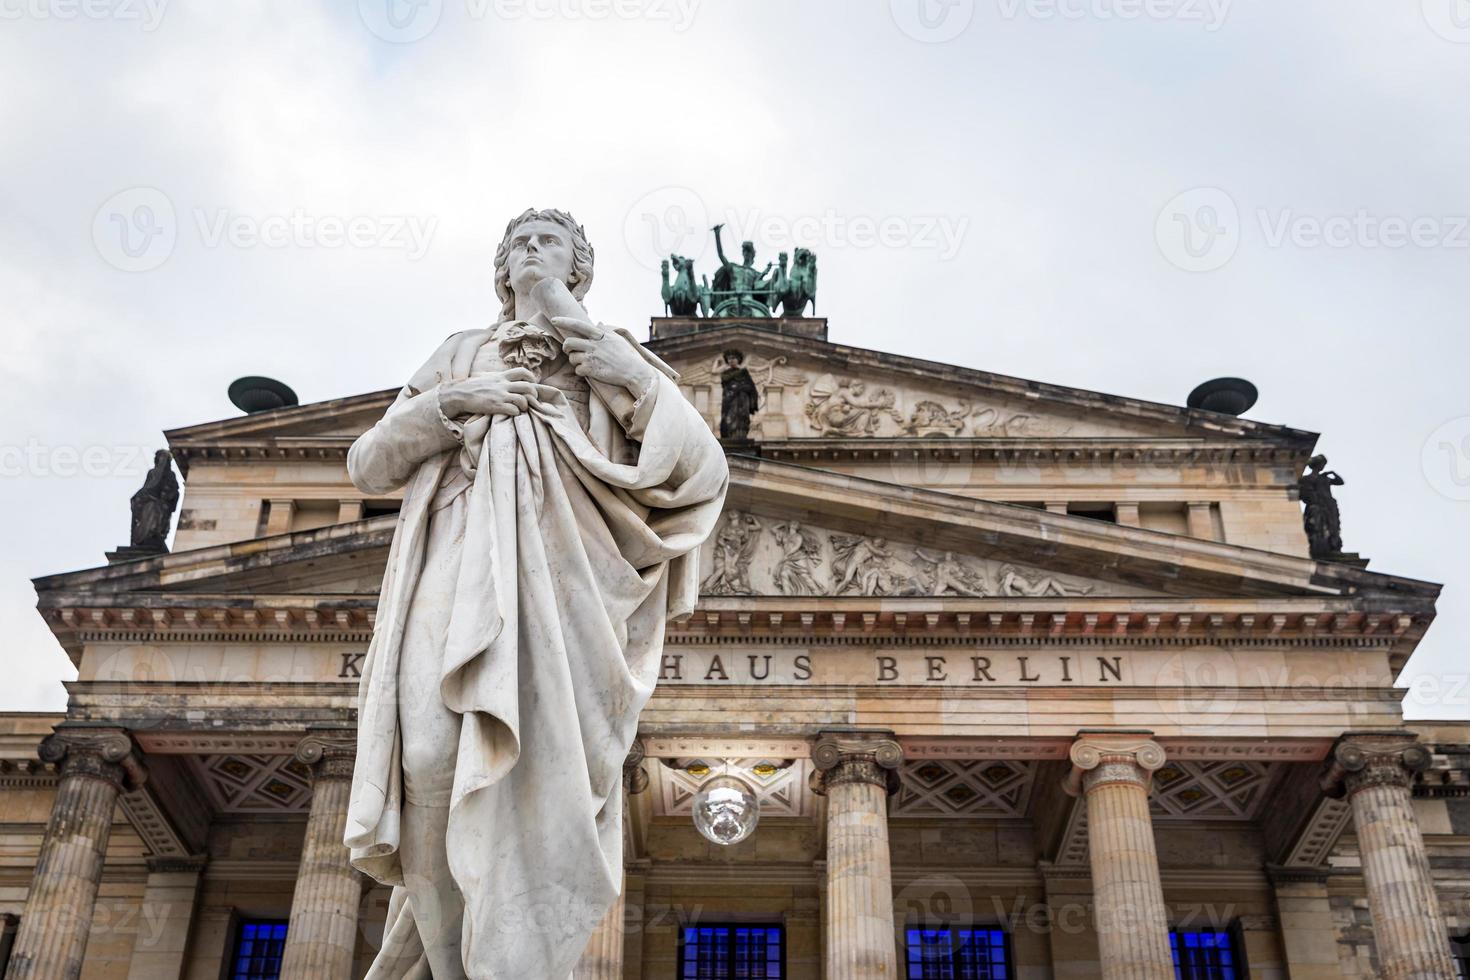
493, 208, 595, 321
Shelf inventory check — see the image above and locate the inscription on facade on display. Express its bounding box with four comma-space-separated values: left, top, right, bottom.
657, 652, 1128, 686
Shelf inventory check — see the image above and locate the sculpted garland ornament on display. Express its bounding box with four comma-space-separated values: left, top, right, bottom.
345, 208, 728, 979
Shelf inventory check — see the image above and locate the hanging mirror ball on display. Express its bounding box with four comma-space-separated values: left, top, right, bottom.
691, 774, 760, 846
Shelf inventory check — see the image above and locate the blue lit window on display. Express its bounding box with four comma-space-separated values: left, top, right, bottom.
1451, 932, 1470, 978
679, 924, 783, 979
231, 919, 288, 980
905, 928, 1011, 979
1170, 930, 1240, 980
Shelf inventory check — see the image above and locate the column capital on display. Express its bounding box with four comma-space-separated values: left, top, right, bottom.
1064, 730, 1165, 797
38, 727, 145, 793
293, 729, 357, 782
1321, 732, 1431, 799
810, 729, 902, 796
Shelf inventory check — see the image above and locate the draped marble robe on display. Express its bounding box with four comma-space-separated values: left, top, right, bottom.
345, 323, 727, 978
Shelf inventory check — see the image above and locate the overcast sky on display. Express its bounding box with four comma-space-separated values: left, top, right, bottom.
2, 0, 1467, 718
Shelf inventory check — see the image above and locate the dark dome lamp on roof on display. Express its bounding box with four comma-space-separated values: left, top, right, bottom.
1187, 377, 1258, 417
228, 377, 299, 414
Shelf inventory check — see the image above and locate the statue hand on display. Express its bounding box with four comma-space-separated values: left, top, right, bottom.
439, 368, 540, 417
553, 317, 657, 397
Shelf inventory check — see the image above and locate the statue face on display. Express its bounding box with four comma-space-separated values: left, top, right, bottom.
506, 219, 575, 297
742, 242, 755, 263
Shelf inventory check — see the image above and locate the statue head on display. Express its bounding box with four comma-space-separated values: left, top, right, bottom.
741, 241, 755, 264
722, 348, 745, 368
1308, 454, 1327, 473
493, 208, 594, 320
794, 247, 814, 268
153, 449, 170, 468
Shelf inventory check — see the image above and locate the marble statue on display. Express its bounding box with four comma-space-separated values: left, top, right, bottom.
344, 208, 728, 979
129, 449, 179, 551
1298, 454, 1345, 559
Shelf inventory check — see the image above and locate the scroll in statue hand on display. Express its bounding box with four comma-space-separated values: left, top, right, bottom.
343, 208, 728, 979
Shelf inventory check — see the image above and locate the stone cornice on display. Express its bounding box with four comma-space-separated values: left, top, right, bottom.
668, 600, 1418, 644
37, 598, 1424, 670
753, 438, 1305, 470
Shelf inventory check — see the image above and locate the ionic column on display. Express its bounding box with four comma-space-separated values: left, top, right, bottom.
811, 730, 902, 980
280, 731, 363, 980
573, 744, 650, 980
6, 728, 145, 980
1064, 732, 1173, 980
1322, 735, 1455, 980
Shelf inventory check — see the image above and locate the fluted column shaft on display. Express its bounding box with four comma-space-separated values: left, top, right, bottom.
6, 729, 144, 980
1326, 736, 1455, 980
572, 888, 626, 980
280, 733, 362, 980
573, 742, 648, 980
1066, 733, 1173, 980
813, 731, 902, 980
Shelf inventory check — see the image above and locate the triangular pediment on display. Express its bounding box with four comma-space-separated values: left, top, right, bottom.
36, 457, 1429, 607
700, 508, 1144, 599
34, 518, 394, 600
163, 390, 398, 472
32, 456, 1439, 665
651, 325, 1317, 447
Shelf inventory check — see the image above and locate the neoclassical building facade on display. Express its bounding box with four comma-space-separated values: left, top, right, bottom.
2, 316, 1468, 979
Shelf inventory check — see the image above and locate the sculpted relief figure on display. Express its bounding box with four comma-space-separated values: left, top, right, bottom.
806, 375, 903, 436
701, 511, 762, 595
903, 400, 970, 437
831, 534, 916, 596
770, 520, 825, 595
914, 548, 991, 597
999, 563, 1093, 597
345, 208, 727, 979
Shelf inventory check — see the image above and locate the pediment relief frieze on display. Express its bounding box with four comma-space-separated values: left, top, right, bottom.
670, 348, 1174, 442
698, 509, 1149, 599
